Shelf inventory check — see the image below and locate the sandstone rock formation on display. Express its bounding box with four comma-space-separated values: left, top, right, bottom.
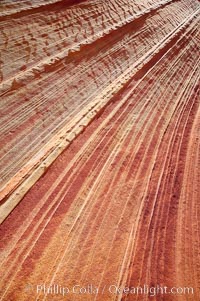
0, 0, 199, 300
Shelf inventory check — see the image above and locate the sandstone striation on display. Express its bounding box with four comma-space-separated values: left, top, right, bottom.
0, 0, 199, 300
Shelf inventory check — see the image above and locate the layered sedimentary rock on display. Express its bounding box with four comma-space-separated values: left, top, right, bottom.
0, 0, 199, 300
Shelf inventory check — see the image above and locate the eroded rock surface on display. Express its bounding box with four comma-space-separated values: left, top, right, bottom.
0, 0, 199, 300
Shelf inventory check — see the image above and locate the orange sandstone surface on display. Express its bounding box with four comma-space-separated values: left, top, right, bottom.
0, 0, 199, 300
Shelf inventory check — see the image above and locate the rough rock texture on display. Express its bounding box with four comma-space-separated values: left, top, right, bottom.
0, 0, 199, 300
